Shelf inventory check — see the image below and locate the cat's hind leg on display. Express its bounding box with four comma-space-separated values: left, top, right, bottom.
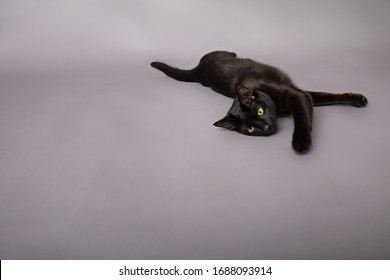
151, 62, 200, 82
307, 91, 368, 107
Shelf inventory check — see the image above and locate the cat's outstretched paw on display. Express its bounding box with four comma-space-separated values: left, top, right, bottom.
292, 133, 312, 154
350, 93, 368, 107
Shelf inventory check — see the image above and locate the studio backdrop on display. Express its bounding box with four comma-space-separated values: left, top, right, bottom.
1, 0, 390, 259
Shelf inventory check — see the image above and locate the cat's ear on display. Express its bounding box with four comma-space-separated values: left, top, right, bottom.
235, 84, 254, 107
213, 115, 238, 131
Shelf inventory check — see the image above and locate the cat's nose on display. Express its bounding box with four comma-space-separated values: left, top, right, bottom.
265, 123, 277, 134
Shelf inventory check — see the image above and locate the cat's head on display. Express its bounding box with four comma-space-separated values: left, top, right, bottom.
214, 84, 277, 136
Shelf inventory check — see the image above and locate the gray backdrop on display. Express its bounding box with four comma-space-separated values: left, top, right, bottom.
1, 0, 390, 259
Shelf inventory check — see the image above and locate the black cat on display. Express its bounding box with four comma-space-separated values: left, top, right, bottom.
151, 51, 367, 153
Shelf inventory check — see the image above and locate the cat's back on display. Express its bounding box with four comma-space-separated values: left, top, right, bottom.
199, 51, 292, 85
199, 51, 258, 75
199, 51, 238, 64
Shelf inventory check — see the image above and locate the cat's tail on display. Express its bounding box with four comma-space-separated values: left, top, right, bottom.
151, 62, 199, 82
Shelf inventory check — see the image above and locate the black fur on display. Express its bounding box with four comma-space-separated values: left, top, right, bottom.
151, 51, 367, 153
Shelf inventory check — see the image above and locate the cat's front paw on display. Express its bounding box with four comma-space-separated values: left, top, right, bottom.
292, 132, 312, 154
350, 93, 368, 107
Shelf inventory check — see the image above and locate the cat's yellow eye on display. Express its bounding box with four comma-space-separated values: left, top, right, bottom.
247, 126, 255, 133
257, 107, 265, 117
